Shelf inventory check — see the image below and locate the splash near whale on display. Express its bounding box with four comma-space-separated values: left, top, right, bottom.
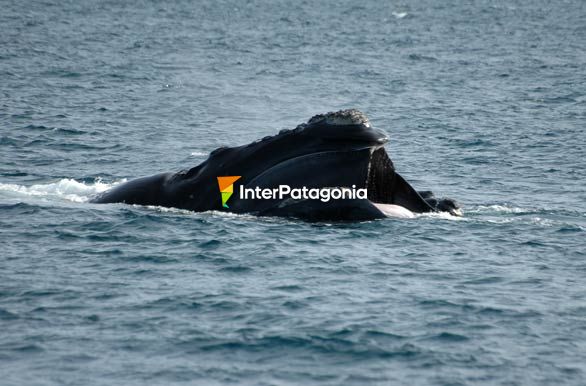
91, 110, 461, 221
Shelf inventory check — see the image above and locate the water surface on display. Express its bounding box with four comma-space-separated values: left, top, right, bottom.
1, 0, 585, 384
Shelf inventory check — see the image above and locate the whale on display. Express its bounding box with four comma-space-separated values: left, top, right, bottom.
91, 109, 461, 221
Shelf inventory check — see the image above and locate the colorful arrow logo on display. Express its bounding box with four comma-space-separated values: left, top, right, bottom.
217, 176, 241, 208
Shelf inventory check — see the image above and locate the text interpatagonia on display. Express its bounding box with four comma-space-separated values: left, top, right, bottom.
239, 185, 367, 202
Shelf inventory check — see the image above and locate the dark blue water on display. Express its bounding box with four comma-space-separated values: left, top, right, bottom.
1, 0, 586, 384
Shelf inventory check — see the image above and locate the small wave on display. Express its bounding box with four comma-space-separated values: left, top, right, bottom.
24, 124, 86, 135
428, 332, 470, 342
391, 11, 408, 19
408, 54, 437, 62
557, 224, 585, 233
0, 178, 124, 203
462, 204, 585, 229
133, 206, 253, 219
468, 204, 535, 214
142, 205, 196, 215
206, 210, 258, 220
417, 211, 465, 221
135, 205, 278, 223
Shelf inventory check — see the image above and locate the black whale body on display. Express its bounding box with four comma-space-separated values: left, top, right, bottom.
91, 110, 459, 221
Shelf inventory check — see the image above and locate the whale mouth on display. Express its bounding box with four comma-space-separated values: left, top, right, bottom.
364, 148, 463, 217
363, 145, 437, 214
366, 147, 396, 205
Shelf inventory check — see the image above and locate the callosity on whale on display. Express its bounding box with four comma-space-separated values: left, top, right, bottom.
91, 109, 461, 221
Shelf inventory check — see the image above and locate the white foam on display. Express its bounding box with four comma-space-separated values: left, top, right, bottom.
142, 205, 195, 215
392, 11, 408, 19
206, 210, 259, 221
140, 206, 257, 219
468, 205, 533, 214
190, 151, 208, 157
417, 211, 466, 221
0, 178, 124, 203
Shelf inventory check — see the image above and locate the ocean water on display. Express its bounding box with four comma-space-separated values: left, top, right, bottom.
1, 0, 586, 384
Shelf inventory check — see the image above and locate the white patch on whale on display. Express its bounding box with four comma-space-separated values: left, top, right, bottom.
372, 203, 415, 218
